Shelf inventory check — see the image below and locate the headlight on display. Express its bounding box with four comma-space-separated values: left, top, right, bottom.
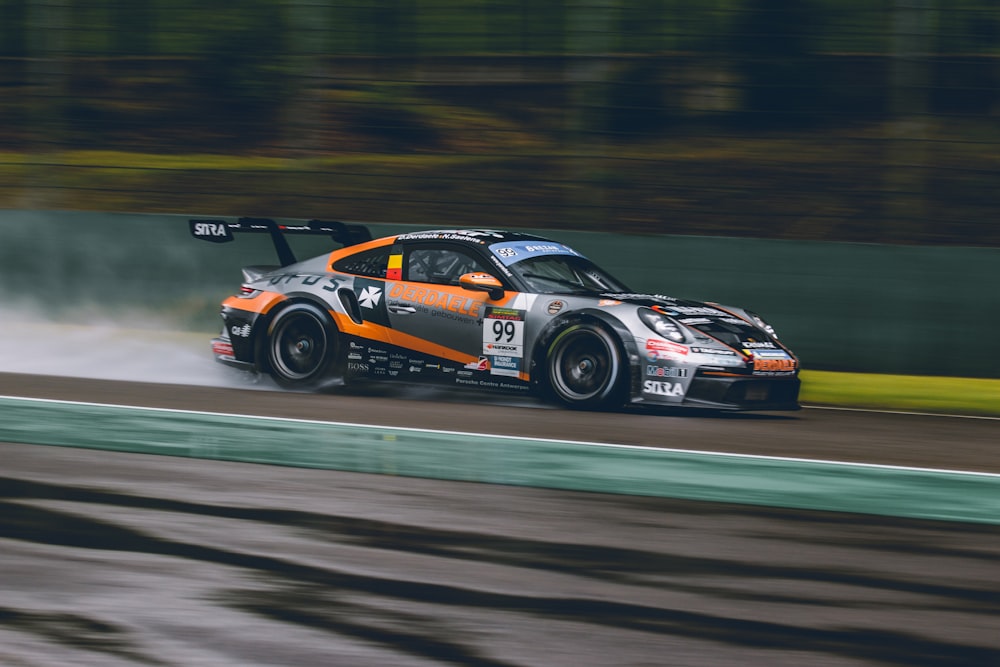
747, 311, 777, 338
638, 308, 686, 343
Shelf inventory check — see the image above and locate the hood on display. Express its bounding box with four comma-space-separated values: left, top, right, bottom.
602, 292, 783, 352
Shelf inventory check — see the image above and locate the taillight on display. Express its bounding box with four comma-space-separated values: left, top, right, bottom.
238, 285, 257, 296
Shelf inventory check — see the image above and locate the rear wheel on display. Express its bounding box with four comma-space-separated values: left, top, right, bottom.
266, 303, 340, 389
546, 322, 625, 409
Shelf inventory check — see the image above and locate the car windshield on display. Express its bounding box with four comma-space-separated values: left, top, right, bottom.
509, 255, 630, 295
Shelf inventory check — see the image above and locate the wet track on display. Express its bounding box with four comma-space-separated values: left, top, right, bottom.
2, 371, 1000, 666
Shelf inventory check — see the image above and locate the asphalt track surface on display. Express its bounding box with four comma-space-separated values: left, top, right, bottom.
2, 371, 1000, 666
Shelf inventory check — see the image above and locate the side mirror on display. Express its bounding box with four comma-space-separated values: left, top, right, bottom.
458, 272, 505, 301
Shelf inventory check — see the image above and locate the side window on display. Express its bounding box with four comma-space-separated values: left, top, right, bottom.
407, 246, 490, 285
333, 247, 390, 278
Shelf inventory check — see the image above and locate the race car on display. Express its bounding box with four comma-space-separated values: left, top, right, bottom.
191, 217, 801, 411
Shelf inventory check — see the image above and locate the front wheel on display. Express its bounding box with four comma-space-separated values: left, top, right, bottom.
265, 303, 340, 389
546, 322, 626, 409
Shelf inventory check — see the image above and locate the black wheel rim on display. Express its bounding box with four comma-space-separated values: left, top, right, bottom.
271, 312, 327, 380
551, 328, 614, 401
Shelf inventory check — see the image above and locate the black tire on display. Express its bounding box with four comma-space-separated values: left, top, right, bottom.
265, 303, 340, 389
546, 322, 626, 409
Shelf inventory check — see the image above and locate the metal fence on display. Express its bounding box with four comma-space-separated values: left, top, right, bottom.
1, 0, 998, 245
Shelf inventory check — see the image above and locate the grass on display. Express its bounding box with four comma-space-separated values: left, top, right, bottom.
800, 370, 1000, 417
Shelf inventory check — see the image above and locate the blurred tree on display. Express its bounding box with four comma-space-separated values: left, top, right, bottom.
191, 0, 288, 123
0, 0, 28, 57
110, 1, 154, 55
365, 0, 416, 56
731, 0, 826, 126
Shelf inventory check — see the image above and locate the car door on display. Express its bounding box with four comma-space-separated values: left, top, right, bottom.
384, 243, 501, 372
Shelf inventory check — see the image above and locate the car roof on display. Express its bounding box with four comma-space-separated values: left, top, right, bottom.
324, 228, 554, 270
393, 229, 550, 246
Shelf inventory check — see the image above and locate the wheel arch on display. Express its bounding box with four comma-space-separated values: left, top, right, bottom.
531, 308, 642, 401
252, 293, 342, 376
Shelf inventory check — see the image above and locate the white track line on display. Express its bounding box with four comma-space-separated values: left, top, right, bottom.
3, 395, 998, 478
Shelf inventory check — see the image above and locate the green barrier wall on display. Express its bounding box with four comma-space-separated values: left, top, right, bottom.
2, 396, 999, 525
2, 209, 998, 376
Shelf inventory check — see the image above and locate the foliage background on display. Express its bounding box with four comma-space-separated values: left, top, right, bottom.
1, 0, 998, 245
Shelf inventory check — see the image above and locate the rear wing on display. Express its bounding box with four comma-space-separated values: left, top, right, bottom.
189, 217, 372, 267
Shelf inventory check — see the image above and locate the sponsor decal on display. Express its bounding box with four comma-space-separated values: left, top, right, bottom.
488, 254, 515, 278
645, 338, 689, 361
352, 278, 391, 326
645, 365, 689, 378
485, 343, 521, 354
464, 357, 491, 371
752, 349, 791, 359
484, 306, 525, 357
190, 220, 231, 241
397, 230, 503, 244
490, 355, 520, 377
347, 362, 370, 373
431, 309, 477, 323
546, 300, 565, 315
679, 317, 712, 325
230, 323, 251, 338
488, 240, 583, 266
264, 273, 343, 292
752, 357, 798, 373
667, 305, 727, 316
643, 380, 684, 397
350, 341, 364, 350
358, 285, 382, 309
212, 340, 234, 357
691, 347, 738, 357
598, 299, 622, 307
742, 341, 777, 349
603, 293, 676, 303
455, 377, 530, 391
347, 353, 363, 361
409, 365, 422, 373
487, 307, 521, 320
388, 283, 482, 318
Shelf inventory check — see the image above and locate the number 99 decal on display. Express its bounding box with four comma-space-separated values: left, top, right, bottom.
483, 307, 525, 357
492, 320, 518, 343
